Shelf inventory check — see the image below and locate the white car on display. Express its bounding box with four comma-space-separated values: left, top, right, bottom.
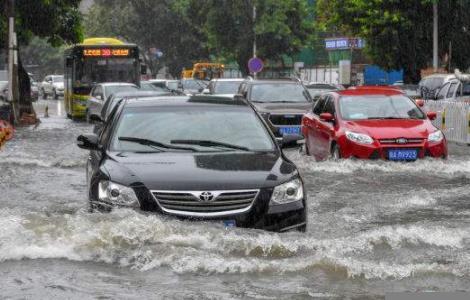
86, 82, 138, 122
40, 75, 64, 99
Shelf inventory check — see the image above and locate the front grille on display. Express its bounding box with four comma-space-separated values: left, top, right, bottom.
379, 138, 424, 145
269, 114, 303, 126
152, 190, 259, 217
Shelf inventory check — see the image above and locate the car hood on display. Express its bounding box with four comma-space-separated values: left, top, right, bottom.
343, 119, 435, 139
104, 151, 296, 190
251, 102, 311, 114
54, 82, 64, 89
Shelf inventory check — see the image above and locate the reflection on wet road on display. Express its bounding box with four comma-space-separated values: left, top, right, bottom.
0, 99, 469, 299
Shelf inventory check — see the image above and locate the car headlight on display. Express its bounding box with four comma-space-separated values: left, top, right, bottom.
345, 131, 373, 145
270, 178, 304, 205
98, 181, 140, 207
428, 130, 444, 143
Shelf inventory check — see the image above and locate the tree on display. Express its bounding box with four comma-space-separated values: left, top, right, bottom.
0, 0, 82, 116
85, 0, 208, 78
196, 0, 315, 75
316, 0, 470, 83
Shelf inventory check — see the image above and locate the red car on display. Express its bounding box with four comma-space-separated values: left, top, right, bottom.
301, 89, 447, 161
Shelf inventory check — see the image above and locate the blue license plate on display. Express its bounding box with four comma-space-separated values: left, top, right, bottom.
279, 126, 301, 135
223, 220, 236, 228
388, 149, 418, 161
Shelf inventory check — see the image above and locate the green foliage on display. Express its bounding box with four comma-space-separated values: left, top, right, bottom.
85, 0, 208, 77
316, 0, 470, 82
199, 0, 315, 74
20, 36, 66, 80
84, 0, 314, 77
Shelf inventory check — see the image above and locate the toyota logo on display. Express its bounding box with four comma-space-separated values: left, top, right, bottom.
199, 192, 214, 202
396, 138, 408, 144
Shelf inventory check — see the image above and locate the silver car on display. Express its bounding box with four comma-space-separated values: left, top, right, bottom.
86, 82, 138, 122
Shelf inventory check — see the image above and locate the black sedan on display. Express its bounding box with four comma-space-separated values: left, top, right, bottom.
77, 96, 307, 232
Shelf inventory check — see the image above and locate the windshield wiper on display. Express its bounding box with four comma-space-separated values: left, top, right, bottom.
118, 137, 198, 152
367, 116, 407, 120
171, 139, 250, 151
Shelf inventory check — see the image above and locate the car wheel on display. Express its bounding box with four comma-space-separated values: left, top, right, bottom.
41, 89, 47, 99
331, 144, 341, 160
53, 89, 58, 100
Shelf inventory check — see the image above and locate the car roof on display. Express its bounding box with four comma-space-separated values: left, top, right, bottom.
337, 89, 405, 96
123, 95, 249, 108
100, 82, 137, 87
112, 90, 171, 98
422, 74, 455, 80
247, 79, 300, 85
211, 78, 244, 82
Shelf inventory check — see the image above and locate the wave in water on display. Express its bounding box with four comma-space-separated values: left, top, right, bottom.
0, 208, 468, 279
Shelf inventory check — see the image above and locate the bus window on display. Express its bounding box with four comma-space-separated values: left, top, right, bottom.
76, 58, 137, 85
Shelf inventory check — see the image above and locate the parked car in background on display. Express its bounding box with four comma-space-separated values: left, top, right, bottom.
86, 82, 138, 122
433, 73, 470, 101
30, 80, 39, 102
305, 82, 338, 101
301, 89, 447, 161
205, 78, 244, 96
181, 79, 208, 95
239, 79, 313, 138
418, 74, 455, 99
140, 81, 168, 92
77, 95, 307, 232
40, 75, 64, 99
166, 80, 182, 92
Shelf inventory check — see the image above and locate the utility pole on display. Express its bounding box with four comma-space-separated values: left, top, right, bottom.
252, 1, 257, 79
7, 0, 19, 124
433, 2, 438, 72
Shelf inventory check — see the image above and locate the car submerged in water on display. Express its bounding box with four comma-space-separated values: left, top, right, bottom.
302, 89, 447, 161
77, 96, 307, 232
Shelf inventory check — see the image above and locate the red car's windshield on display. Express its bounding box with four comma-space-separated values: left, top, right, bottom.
339, 95, 425, 120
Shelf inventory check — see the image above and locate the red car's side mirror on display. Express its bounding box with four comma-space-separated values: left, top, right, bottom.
320, 112, 334, 122
427, 111, 437, 121
415, 99, 425, 107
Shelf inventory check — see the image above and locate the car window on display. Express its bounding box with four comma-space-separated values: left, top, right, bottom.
213, 81, 242, 94
313, 96, 327, 115
339, 95, 425, 120
93, 86, 102, 97
436, 83, 449, 100
324, 96, 336, 115
461, 83, 470, 96
111, 107, 275, 152
249, 83, 309, 103
447, 83, 457, 98
105, 85, 138, 98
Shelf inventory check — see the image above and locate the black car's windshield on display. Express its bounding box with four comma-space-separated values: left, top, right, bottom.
111, 107, 275, 152
213, 81, 242, 94
250, 83, 309, 103
339, 95, 425, 120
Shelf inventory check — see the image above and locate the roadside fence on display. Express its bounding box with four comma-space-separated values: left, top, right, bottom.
424, 100, 470, 144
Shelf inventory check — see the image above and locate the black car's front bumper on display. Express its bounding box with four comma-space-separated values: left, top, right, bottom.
132, 187, 307, 232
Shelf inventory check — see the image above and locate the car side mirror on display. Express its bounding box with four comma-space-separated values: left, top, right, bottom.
415, 99, 425, 107
77, 134, 100, 150
320, 112, 334, 122
89, 114, 104, 123
427, 111, 437, 121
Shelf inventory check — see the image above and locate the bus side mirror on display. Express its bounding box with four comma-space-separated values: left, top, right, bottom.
141, 65, 147, 75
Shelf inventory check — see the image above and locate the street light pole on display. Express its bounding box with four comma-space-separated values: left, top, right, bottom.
433, 2, 438, 72
252, 2, 257, 79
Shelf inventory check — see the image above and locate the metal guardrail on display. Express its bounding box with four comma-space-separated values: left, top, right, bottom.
424, 100, 470, 144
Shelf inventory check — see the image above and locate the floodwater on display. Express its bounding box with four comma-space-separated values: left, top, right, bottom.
1, 99, 469, 299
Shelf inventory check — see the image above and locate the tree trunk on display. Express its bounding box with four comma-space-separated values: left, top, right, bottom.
17, 54, 35, 115
403, 64, 421, 84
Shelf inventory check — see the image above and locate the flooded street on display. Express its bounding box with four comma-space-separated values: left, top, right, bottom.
1, 99, 470, 299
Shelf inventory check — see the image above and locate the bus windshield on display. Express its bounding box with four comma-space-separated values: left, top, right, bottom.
75, 58, 137, 85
